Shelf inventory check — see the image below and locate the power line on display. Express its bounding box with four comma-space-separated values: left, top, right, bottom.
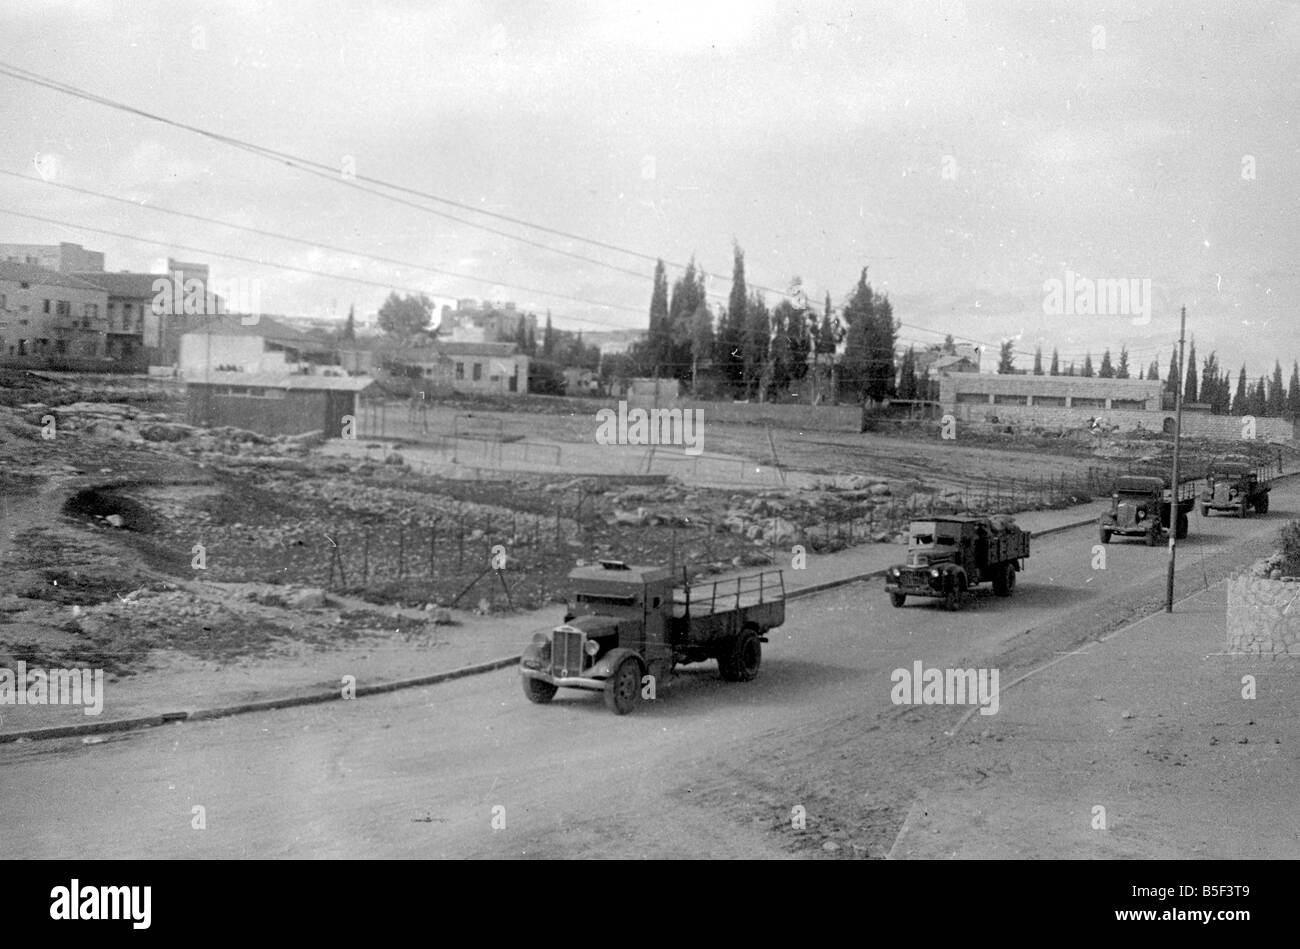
0, 169, 650, 320
0, 61, 832, 307
0, 206, 646, 328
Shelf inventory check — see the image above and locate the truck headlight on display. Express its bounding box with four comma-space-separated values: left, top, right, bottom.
585, 639, 600, 656
531, 632, 549, 646
891, 568, 901, 577
930, 568, 940, 578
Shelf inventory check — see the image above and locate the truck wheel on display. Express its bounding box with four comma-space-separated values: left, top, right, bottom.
993, 563, 1016, 597
603, 658, 642, 715
522, 676, 557, 705
1238, 503, 1247, 519
1257, 494, 1269, 514
1146, 528, 1159, 547
1176, 513, 1188, 540
889, 592, 906, 608
1200, 504, 1210, 517
718, 629, 762, 682
1099, 527, 1112, 545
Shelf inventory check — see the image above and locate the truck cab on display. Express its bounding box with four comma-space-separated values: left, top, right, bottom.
1100, 474, 1191, 545
1201, 459, 1270, 517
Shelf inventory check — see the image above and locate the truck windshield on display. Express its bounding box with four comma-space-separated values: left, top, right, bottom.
576, 592, 637, 607
912, 532, 957, 546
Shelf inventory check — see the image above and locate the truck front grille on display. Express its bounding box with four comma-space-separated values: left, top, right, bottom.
552, 629, 585, 677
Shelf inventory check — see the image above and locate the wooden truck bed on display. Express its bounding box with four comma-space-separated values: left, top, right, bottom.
669, 569, 786, 643
987, 529, 1030, 564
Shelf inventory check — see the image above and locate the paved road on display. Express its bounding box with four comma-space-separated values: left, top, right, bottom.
2, 484, 1294, 858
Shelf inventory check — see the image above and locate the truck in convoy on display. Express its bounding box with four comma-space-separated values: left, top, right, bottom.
1200, 456, 1273, 518
520, 560, 786, 714
884, 515, 1030, 611
1099, 474, 1196, 545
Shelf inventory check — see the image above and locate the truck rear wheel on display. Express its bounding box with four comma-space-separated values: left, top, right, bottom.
603, 658, 642, 715
718, 629, 762, 682
1257, 494, 1269, 514
1176, 513, 1188, 539
1145, 528, 1159, 547
522, 676, 557, 705
993, 562, 1016, 597
1200, 504, 1210, 517
1099, 527, 1112, 545
889, 592, 906, 608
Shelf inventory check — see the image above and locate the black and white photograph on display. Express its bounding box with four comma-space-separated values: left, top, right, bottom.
0, 0, 1295, 900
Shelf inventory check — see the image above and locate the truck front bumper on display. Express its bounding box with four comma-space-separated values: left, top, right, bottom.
885, 571, 945, 597
519, 663, 605, 691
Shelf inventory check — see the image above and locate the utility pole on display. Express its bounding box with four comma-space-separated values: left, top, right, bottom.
1165, 306, 1186, 612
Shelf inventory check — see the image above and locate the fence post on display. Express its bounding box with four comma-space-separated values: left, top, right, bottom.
398, 524, 405, 579
430, 524, 436, 578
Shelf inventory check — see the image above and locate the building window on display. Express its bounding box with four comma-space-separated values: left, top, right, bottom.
455, 362, 464, 380
1031, 396, 1067, 407
1111, 399, 1147, 411
472, 363, 482, 381
955, 391, 990, 404
1071, 397, 1106, 409
992, 393, 1029, 405
43, 299, 50, 314
0, 293, 6, 309
84, 303, 98, 320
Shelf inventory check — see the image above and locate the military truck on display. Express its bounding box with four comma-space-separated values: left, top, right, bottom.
519, 560, 786, 715
1200, 457, 1272, 518
1099, 474, 1196, 545
884, 515, 1030, 611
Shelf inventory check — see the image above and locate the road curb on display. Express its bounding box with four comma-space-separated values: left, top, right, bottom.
0, 657, 521, 744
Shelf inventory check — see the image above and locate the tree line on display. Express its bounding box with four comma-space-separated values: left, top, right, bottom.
631, 244, 899, 404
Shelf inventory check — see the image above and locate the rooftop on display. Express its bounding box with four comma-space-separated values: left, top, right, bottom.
184, 371, 375, 392
0, 260, 108, 292
69, 271, 164, 297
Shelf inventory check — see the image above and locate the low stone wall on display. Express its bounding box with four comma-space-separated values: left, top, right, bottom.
1226, 574, 1300, 658
951, 402, 1295, 440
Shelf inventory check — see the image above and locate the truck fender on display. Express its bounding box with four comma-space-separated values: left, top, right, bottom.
942, 564, 967, 590
587, 647, 644, 682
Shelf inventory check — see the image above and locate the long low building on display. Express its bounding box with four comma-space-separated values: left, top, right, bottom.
186, 372, 374, 437
939, 372, 1294, 440
941, 373, 1162, 414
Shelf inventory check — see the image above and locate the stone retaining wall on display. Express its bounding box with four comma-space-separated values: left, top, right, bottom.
1226, 574, 1300, 658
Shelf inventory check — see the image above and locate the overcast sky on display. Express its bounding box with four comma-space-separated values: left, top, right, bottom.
1, 0, 1297, 377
